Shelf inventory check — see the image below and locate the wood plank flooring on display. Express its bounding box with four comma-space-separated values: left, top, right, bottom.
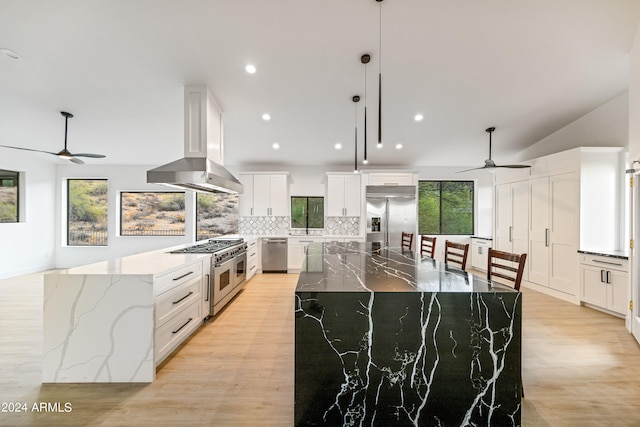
0, 271, 639, 426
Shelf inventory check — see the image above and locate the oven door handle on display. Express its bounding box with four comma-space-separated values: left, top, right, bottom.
215, 258, 235, 268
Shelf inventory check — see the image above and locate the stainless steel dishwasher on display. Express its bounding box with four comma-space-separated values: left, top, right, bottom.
262, 238, 288, 273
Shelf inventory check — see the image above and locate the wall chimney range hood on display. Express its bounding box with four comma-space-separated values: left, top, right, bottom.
147, 85, 243, 194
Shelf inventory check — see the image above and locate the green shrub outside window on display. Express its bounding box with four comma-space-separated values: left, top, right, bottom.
291, 197, 324, 230
418, 181, 473, 235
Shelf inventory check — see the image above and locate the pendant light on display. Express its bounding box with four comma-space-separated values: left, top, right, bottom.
361, 54, 370, 164
376, 0, 384, 146
352, 95, 360, 172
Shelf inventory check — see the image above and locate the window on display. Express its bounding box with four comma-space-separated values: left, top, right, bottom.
291, 197, 324, 230
196, 193, 239, 241
418, 181, 474, 235
68, 179, 108, 246
0, 169, 19, 223
120, 192, 185, 236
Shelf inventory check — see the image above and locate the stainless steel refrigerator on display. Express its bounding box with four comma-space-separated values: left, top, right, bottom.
366, 185, 417, 248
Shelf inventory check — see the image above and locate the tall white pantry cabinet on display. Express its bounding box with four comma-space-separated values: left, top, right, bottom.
493, 147, 624, 305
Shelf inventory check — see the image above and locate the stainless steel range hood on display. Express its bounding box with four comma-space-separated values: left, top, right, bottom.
147, 85, 243, 194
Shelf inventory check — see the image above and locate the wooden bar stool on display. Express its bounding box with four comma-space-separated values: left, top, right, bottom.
444, 241, 470, 270
420, 236, 436, 258
487, 248, 527, 291
401, 232, 414, 251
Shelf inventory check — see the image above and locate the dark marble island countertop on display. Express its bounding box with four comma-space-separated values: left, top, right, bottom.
296, 241, 518, 294
294, 242, 522, 427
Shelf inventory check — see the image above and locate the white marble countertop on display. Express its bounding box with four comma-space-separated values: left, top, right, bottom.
58, 246, 210, 277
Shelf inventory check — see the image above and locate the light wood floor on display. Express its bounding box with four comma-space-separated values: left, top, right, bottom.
1, 272, 639, 426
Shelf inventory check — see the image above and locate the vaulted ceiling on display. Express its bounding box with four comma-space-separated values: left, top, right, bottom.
1, 0, 639, 168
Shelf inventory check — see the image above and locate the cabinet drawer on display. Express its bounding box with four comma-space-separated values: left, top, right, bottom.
155, 300, 201, 365
156, 275, 201, 326
471, 239, 491, 247
156, 261, 203, 296
580, 255, 627, 272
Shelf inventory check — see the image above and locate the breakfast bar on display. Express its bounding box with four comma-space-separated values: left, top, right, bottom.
295, 242, 522, 426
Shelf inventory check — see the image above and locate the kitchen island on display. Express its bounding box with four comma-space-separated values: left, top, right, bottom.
43, 249, 210, 383
295, 242, 522, 426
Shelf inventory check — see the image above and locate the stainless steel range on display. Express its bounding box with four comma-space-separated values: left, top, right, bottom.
171, 238, 247, 316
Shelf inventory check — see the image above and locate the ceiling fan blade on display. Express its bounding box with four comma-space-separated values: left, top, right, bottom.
69, 157, 85, 165
70, 153, 106, 158
0, 144, 58, 155
456, 165, 488, 173
494, 164, 531, 169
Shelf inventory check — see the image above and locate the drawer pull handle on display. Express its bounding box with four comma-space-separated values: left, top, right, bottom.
250, 265, 256, 271
173, 271, 194, 281
173, 291, 194, 305
172, 318, 193, 334
591, 259, 623, 267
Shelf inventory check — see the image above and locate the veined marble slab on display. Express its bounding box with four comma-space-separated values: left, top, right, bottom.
43, 274, 155, 383
295, 242, 522, 426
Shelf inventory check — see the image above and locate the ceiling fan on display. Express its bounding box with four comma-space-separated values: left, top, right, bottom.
457, 127, 531, 173
0, 111, 106, 165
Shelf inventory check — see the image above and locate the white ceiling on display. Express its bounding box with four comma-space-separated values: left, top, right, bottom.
1, 0, 639, 169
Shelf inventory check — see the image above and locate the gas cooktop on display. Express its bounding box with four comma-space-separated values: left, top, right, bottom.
170, 238, 244, 254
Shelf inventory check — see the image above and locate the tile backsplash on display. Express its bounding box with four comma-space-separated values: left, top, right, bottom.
323, 216, 360, 235
239, 216, 290, 236
239, 216, 360, 236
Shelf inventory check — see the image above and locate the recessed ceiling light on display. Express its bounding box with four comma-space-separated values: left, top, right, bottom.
262, 113, 271, 121
245, 64, 256, 74
272, 142, 280, 150
334, 143, 342, 150
414, 114, 423, 122
395, 143, 403, 150
0, 48, 21, 60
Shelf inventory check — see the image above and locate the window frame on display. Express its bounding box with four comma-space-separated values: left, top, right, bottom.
66, 178, 109, 246
290, 196, 324, 231
195, 192, 239, 241
120, 191, 186, 237
0, 169, 20, 223
418, 180, 475, 236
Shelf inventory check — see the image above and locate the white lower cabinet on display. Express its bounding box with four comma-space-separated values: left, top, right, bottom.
580, 254, 628, 317
288, 237, 325, 271
154, 259, 206, 365
471, 238, 491, 272
246, 237, 259, 280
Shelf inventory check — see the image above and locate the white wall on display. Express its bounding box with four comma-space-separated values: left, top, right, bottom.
630, 21, 640, 162
515, 92, 629, 162
53, 164, 200, 269
0, 151, 56, 278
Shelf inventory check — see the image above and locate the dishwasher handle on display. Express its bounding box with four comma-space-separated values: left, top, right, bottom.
264, 238, 288, 244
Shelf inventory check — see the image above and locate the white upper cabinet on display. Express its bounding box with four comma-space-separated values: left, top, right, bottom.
326, 174, 361, 216
238, 173, 289, 217
238, 173, 254, 216
367, 173, 416, 186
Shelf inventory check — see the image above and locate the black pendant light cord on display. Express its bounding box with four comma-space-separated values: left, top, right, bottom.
353, 95, 360, 172
361, 54, 371, 164
377, 0, 383, 145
